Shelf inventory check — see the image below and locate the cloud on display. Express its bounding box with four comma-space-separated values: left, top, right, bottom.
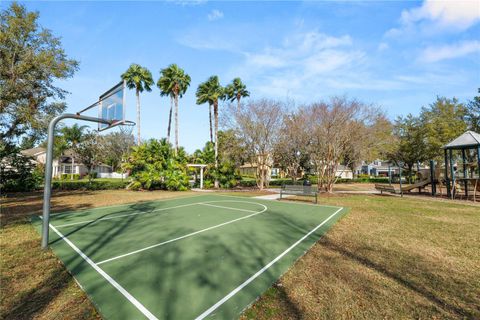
419, 40, 480, 63
387, 0, 480, 36
167, 0, 207, 6
225, 31, 378, 99
378, 42, 389, 51
177, 33, 237, 51
402, 0, 480, 29
207, 9, 224, 21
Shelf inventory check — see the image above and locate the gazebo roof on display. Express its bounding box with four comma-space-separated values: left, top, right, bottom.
443, 131, 480, 149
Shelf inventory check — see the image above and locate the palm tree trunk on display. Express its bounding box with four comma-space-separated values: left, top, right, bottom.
174, 94, 179, 154
167, 96, 173, 143
237, 96, 241, 109
214, 100, 219, 188
136, 89, 141, 145
209, 103, 213, 143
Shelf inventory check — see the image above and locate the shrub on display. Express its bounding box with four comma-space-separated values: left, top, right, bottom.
238, 179, 257, 187
52, 180, 129, 191
85, 172, 97, 180
124, 139, 190, 191
60, 173, 80, 180
0, 147, 43, 192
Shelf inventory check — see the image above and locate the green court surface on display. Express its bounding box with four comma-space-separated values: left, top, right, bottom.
34, 194, 346, 320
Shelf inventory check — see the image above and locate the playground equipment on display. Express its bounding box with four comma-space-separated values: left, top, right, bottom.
443, 131, 480, 201
375, 131, 480, 201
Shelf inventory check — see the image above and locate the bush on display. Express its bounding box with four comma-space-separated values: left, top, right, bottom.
85, 172, 97, 180
124, 139, 190, 191
0, 147, 43, 192
60, 173, 80, 180
269, 178, 294, 186
238, 179, 257, 187
52, 180, 129, 191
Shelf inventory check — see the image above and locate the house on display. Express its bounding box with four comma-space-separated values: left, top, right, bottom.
240, 162, 353, 180
336, 165, 354, 179
21, 147, 113, 178
20, 147, 47, 165
360, 159, 429, 177
360, 160, 399, 177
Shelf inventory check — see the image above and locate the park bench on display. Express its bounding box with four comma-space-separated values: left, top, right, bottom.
280, 185, 318, 203
374, 183, 397, 195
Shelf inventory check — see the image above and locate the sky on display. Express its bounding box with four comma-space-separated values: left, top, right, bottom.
8, 0, 480, 152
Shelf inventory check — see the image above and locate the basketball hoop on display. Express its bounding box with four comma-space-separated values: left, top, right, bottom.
40, 80, 135, 249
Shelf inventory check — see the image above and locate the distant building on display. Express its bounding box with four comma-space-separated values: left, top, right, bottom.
21, 147, 113, 178
360, 160, 397, 177
360, 159, 428, 177
20, 147, 47, 164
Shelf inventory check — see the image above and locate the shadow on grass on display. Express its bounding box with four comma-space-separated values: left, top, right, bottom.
1, 237, 98, 320
1, 191, 97, 226
319, 237, 474, 319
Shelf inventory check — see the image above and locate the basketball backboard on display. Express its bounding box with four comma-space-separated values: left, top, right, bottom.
98, 80, 128, 131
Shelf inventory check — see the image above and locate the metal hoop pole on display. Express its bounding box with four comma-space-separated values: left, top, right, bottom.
42, 113, 111, 249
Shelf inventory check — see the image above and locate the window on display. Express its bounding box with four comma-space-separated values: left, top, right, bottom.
63, 165, 76, 174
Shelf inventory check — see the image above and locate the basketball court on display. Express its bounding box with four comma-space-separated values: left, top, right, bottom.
34, 194, 345, 319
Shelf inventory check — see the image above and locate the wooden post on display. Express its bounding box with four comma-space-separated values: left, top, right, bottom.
462, 149, 468, 198
449, 149, 455, 199
399, 162, 403, 197
430, 160, 436, 196
477, 146, 480, 178
388, 165, 391, 185
445, 148, 451, 198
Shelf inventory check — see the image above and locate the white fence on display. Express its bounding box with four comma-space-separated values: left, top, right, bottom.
98, 172, 129, 179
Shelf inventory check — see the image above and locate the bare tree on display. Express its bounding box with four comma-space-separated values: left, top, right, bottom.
274, 110, 310, 181
343, 114, 394, 177
305, 96, 379, 192
99, 130, 136, 171
73, 132, 101, 181
223, 99, 285, 189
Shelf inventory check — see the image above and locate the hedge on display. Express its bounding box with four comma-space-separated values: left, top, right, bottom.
238, 176, 389, 187
52, 180, 129, 191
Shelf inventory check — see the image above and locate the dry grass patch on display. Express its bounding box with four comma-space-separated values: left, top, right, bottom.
0, 189, 196, 319
242, 195, 480, 320
2, 190, 479, 319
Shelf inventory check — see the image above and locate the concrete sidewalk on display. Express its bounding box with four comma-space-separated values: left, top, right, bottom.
253, 193, 293, 200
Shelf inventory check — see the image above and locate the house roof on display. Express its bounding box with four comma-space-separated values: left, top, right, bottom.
443, 131, 480, 149
21, 147, 46, 157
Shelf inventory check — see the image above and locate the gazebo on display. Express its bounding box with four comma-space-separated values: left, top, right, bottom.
443, 131, 480, 199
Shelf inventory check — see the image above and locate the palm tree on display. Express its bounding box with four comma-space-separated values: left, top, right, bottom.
60, 124, 88, 180
225, 77, 250, 109
157, 64, 191, 153
121, 64, 154, 145
196, 82, 213, 143
196, 75, 225, 188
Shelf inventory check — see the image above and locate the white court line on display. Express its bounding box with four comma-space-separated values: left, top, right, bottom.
194, 206, 344, 320
49, 194, 205, 217
53, 202, 200, 228
199, 203, 259, 213
215, 193, 344, 210
46, 220, 158, 320
96, 202, 268, 265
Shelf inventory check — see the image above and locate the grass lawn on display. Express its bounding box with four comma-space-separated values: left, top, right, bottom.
1, 190, 479, 319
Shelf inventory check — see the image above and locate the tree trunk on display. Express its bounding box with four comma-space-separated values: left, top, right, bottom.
174, 94, 179, 154
259, 167, 265, 190
209, 103, 213, 143
214, 100, 219, 188
136, 89, 141, 145
237, 96, 241, 109
167, 96, 173, 143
